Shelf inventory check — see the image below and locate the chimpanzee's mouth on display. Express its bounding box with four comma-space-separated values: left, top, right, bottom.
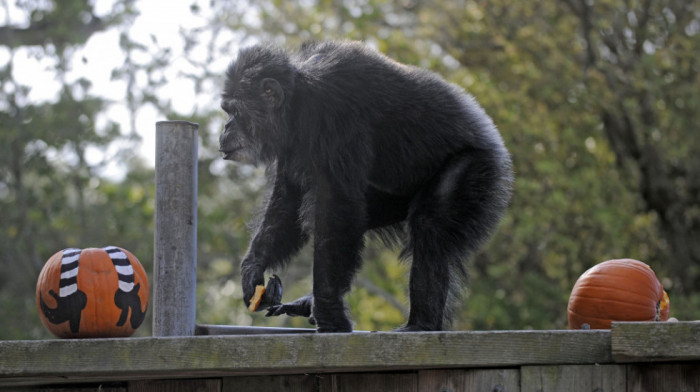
219, 148, 239, 160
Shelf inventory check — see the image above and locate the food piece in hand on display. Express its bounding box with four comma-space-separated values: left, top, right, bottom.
248, 285, 266, 312
248, 275, 283, 312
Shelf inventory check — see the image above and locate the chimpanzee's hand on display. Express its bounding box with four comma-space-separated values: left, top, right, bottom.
253, 275, 283, 311
241, 258, 265, 308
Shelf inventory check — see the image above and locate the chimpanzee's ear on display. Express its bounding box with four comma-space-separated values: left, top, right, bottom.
261, 78, 284, 109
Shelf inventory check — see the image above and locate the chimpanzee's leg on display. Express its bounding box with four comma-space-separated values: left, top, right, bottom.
308, 173, 371, 332
401, 147, 512, 331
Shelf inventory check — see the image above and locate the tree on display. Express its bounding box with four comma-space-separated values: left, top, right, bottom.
563, 0, 699, 292
200, 0, 700, 328
421, 0, 699, 321
0, 0, 142, 339
3, 0, 696, 337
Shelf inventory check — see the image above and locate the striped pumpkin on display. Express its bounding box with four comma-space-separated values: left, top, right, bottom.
36, 247, 149, 338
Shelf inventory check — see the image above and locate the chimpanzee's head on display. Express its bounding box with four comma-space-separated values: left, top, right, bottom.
219, 44, 294, 164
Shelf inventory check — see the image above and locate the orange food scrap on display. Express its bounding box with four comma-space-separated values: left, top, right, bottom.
248, 285, 265, 312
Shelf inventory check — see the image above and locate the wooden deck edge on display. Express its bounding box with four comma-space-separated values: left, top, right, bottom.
0, 329, 611, 387
611, 321, 700, 363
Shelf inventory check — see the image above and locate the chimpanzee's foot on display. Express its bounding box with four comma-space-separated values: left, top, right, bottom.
312, 297, 352, 333
265, 293, 313, 318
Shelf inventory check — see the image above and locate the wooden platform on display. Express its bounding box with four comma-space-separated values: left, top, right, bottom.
1, 322, 698, 391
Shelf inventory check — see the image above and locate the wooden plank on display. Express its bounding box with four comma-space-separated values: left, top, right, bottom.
9, 383, 127, 392
520, 365, 626, 392
222, 375, 318, 392
317, 372, 417, 392
153, 120, 199, 337
0, 330, 612, 387
611, 321, 700, 362
418, 369, 520, 391
627, 364, 700, 392
130, 378, 220, 392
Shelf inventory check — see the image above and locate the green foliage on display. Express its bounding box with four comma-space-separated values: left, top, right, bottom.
203, 0, 699, 331
0, 0, 145, 339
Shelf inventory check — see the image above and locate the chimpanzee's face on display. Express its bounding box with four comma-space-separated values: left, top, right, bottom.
219, 95, 259, 165
219, 57, 287, 166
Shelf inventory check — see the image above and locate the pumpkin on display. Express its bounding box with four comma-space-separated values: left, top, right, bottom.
36, 246, 149, 338
567, 258, 669, 329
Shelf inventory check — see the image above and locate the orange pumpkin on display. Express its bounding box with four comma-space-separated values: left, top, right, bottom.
567, 258, 669, 329
36, 247, 149, 338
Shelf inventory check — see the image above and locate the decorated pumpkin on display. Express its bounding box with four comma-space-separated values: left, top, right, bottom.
36, 246, 149, 338
567, 258, 669, 329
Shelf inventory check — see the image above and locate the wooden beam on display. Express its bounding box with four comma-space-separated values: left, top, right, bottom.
153, 121, 199, 337
611, 321, 700, 363
0, 330, 611, 387
418, 369, 519, 392
521, 365, 626, 392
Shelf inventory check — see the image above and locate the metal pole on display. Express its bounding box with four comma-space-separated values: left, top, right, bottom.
153, 120, 198, 336
194, 324, 317, 335
194, 324, 371, 335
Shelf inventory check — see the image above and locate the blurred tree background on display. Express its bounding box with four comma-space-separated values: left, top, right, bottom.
0, 0, 697, 339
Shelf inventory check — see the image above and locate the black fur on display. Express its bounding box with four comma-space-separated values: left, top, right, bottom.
220, 41, 513, 332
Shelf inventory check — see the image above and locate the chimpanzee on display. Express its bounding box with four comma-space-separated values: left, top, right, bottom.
219, 40, 513, 332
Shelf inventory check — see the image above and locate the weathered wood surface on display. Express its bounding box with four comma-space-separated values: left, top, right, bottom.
130, 379, 221, 392
626, 364, 700, 392
7, 366, 699, 392
418, 369, 520, 392
153, 120, 199, 337
222, 370, 520, 392
611, 321, 700, 362
317, 372, 417, 392
521, 365, 626, 392
3, 323, 699, 390
222, 375, 316, 392
0, 330, 610, 387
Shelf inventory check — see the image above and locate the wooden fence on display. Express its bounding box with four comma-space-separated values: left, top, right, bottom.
1, 321, 699, 391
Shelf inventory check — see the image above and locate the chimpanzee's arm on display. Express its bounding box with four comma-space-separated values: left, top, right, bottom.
240, 167, 308, 307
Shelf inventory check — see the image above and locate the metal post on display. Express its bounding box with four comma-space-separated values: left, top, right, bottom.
153, 120, 198, 336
